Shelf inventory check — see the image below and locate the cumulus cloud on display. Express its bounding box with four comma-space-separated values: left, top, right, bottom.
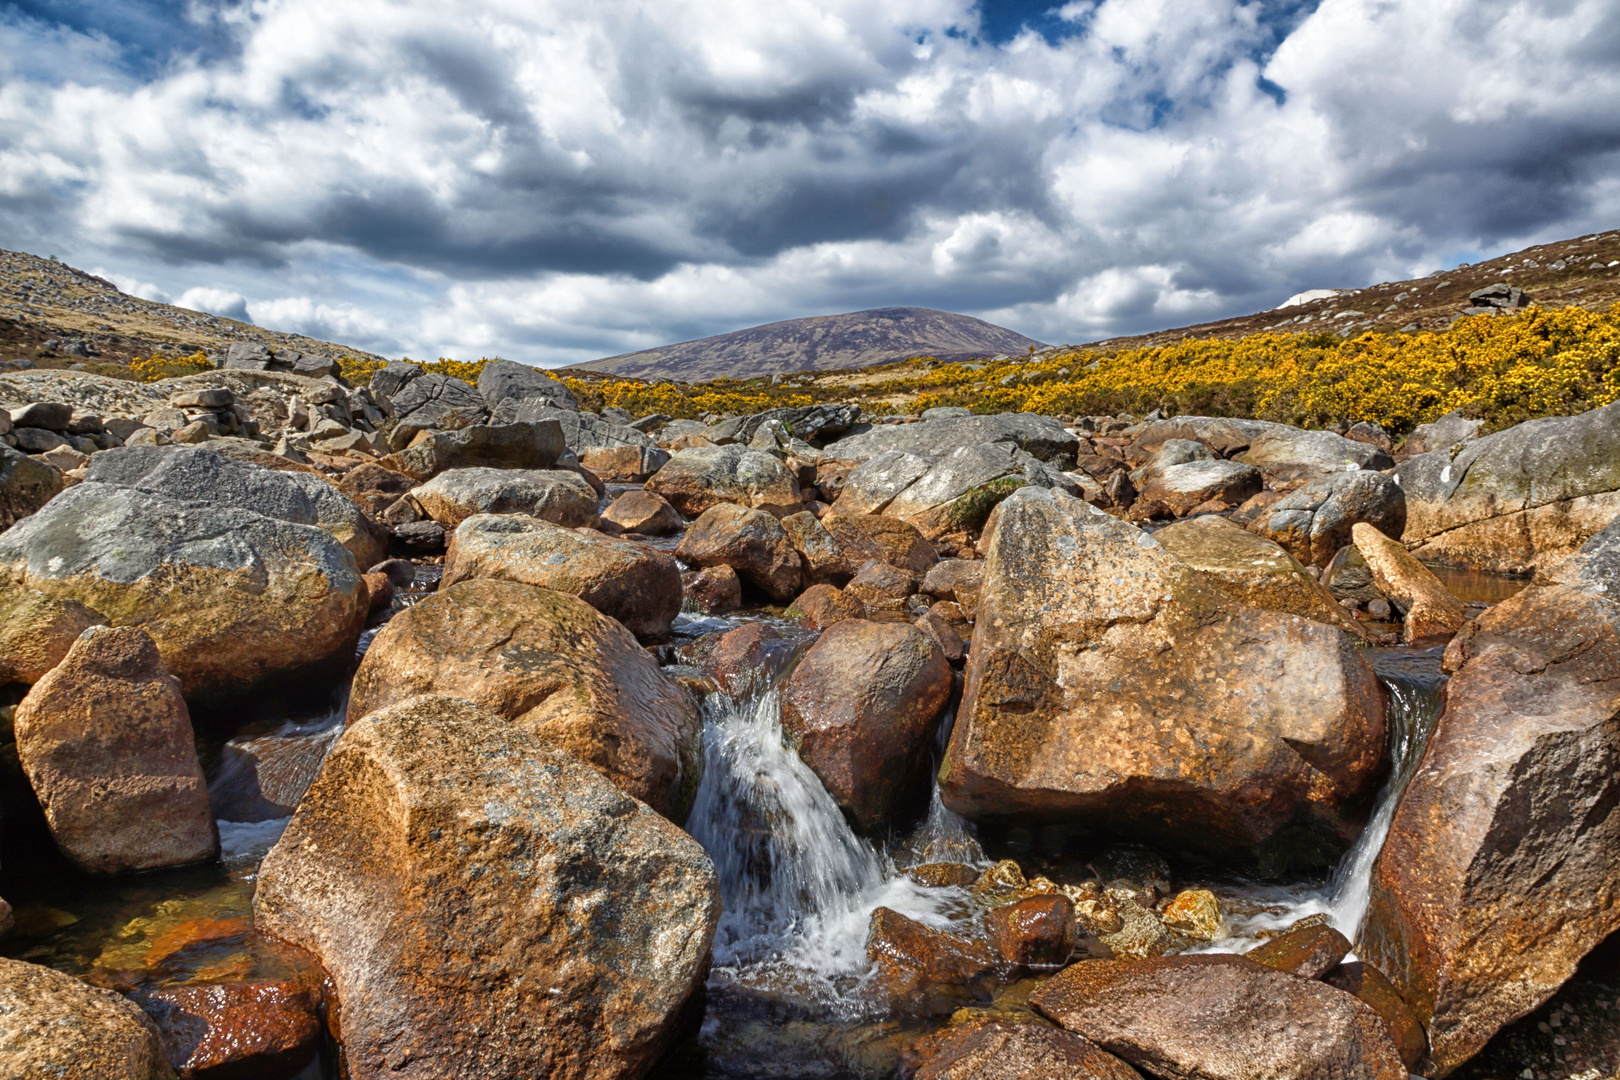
176, 287, 251, 322
1, 0, 1617, 365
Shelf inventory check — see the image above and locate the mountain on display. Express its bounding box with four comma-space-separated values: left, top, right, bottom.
0, 247, 385, 370
570, 307, 1045, 381
1075, 228, 1620, 353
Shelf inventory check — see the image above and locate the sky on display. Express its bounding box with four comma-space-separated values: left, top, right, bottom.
1, 0, 1618, 367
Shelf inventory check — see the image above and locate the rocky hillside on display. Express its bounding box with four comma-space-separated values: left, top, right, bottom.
571, 306, 1046, 381
0, 247, 385, 372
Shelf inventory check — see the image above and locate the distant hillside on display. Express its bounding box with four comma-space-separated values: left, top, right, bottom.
0, 247, 386, 371
571, 307, 1045, 381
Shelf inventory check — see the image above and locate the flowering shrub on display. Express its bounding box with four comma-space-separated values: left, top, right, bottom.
128, 351, 212, 382
337, 355, 496, 385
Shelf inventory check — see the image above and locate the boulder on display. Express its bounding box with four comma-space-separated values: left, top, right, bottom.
921, 559, 984, 612
14, 627, 214, 873
1347, 420, 1393, 452
1130, 439, 1213, 484
335, 462, 416, 518
1402, 408, 1482, 456
832, 450, 933, 515
85, 446, 388, 570
385, 373, 487, 445
443, 514, 682, 639
490, 401, 652, 453
475, 358, 579, 413
684, 564, 742, 614
781, 619, 952, 830
905, 1017, 1142, 1080
1351, 522, 1466, 643
1395, 402, 1620, 573
882, 444, 1037, 539
1030, 955, 1406, 1080
601, 489, 683, 536
410, 467, 599, 531
1245, 923, 1352, 979
349, 579, 702, 821
940, 487, 1387, 867
10, 401, 72, 430
1360, 526, 1620, 1075
0, 957, 173, 1080
1133, 416, 1393, 478
675, 503, 802, 602
1323, 963, 1427, 1070
377, 421, 567, 481
988, 894, 1077, 967
579, 444, 671, 482
138, 980, 321, 1080
866, 906, 1001, 1009
1, 442, 63, 531
915, 610, 967, 664
643, 444, 803, 518
0, 589, 105, 684
0, 483, 368, 697
1135, 458, 1262, 516
784, 583, 867, 630
823, 513, 937, 576
1253, 470, 1407, 568
845, 560, 920, 611
780, 510, 846, 583
706, 404, 861, 446
1158, 889, 1223, 941
823, 413, 1079, 468
253, 695, 719, 1080
1154, 516, 1366, 639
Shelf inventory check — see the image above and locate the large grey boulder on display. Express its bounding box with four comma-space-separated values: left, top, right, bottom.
707, 403, 861, 446
1133, 416, 1393, 480
476, 358, 578, 413
254, 694, 719, 1080
85, 446, 387, 569
1394, 401, 1620, 574
410, 467, 600, 531
1361, 522, 1620, 1074
490, 400, 651, 452
1403, 408, 1482, 456
882, 443, 1042, 538
386, 373, 488, 445
831, 450, 934, 515
1, 442, 63, 531
0, 483, 367, 698
939, 487, 1386, 867
1135, 458, 1262, 515
0, 957, 173, 1079
822, 412, 1079, 467
376, 420, 566, 481
1252, 470, 1407, 568
644, 444, 802, 518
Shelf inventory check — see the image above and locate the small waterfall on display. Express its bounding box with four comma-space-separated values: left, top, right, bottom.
209, 708, 346, 862
685, 687, 966, 1003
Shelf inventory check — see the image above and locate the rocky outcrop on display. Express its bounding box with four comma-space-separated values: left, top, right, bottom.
1, 442, 62, 531
675, 503, 803, 602
14, 626, 214, 873
1154, 516, 1366, 639
1253, 470, 1407, 568
384, 372, 487, 445
1360, 523, 1620, 1075
822, 413, 1079, 467
1030, 955, 1406, 1080
254, 695, 720, 1080
0, 957, 174, 1080
601, 489, 683, 535
781, 619, 952, 830
1395, 401, 1620, 574
905, 1016, 1142, 1080
1351, 522, 1467, 642
940, 487, 1386, 867
0, 589, 105, 683
410, 467, 599, 530
833, 450, 934, 515
443, 514, 682, 639
476, 358, 579, 413
376, 420, 566, 481
349, 578, 703, 821
0, 483, 368, 697
85, 445, 388, 569
1133, 416, 1394, 479
1402, 409, 1482, 456
643, 444, 803, 518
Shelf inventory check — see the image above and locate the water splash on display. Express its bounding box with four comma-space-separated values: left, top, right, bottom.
209, 708, 346, 862
685, 688, 967, 1005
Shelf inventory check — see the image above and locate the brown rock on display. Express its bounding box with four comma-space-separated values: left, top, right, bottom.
14, 627, 215, 874
675, 502, 802, 602
0, 589, 105, 684
905, 862, 981, 888
824, 513, 937, 575
0, 957, 173, 1080
930, 600, 971, 629
141, 981, 320, 1080
335, 462, 416, 519
915, 610, 967, 663
579, 444, 669, 482
1245, 923, 1352, 979
867, 906, 1001, 1011
253, 695, 719, 1080
780, 510, 847, 583
782, 619, 951, 830
684, 564, 742, 614
845, 560, 920, 612
905, 1017, 1143, 1080
679, 622, 799, 694
941, 488, 1387, 866
362, 570, 394, 613
410, 467, 599, 531
1253, 471, 1406, 568
785, 583, 867, 631
921, 558, 984, 611
1030, 955, 1406, 1080
988, 895, 1076, 967
443, 514, 683, 639
1351, 522, 1466, 642
601, 489, 683, 536
349, 578, 703, 821
1323, 962, 1427, 1070
1360, 560, 1620, 1074
643, 444, 802, 518
1135, 459, 1262, 516
0, 443, 64, 531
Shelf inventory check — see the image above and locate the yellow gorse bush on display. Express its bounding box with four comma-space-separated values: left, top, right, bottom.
912, 304, 1620, 435
337, 355, 497, 385
128, 351, 212, 382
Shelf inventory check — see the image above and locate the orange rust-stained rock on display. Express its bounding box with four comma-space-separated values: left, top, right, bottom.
348, 578, 702, 822
1323, 962, 1427, 1070
676, 502, 803, 602
601, 489, 683, 536
254, 694, 719, 1080
1244, 923, 1351, 979
785, 583, 867, 631
823, 513, 937, 576
0, 589, 105, 684
904, 1016, 1143, 1080
987, 894, 1076, 967
142, 980, 322, 1080
866, 906, 1001, 1013
1352, 522, 1466, 643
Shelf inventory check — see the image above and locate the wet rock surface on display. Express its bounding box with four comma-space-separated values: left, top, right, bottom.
904, 1016, 1142, 1080
676, 502, 803, 601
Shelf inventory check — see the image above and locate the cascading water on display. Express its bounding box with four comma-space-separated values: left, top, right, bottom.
209, 707, 346, 863
684, 686, 974, 1010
